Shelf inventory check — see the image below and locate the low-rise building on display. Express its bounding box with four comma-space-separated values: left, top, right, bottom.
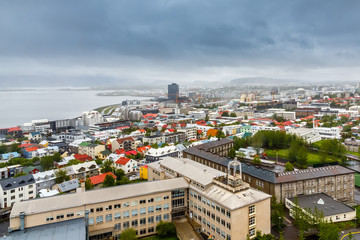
32, 170, 56, 194
54, 179, 80, 193
0, 175, 36, 208
192, 138, 234, 157
286, 193, 356, 223
145, 146, 180, 163
65, 162, 100, 181
344, 137, 360, 152
313, 127, 341, 139
0, 152, 21, 162
89, 172, 117, 187
177, 127, 197, 141
78, 143, 106, 159
0, 165, 22, 180
111, 137, 135, 152
115, 157, 137, 173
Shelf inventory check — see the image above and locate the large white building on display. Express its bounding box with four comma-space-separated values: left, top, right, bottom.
0, 175, 36, 208
313, 127, 341, 139
82, 111, 104, 126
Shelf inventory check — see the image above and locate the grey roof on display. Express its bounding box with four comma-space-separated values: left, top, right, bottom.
184, 147, 231, 166
6, 218, 86, 240
57, 179, 80, 192
288, 193, 355, 217
194, 138, 233, 151
276, 165, 354, 183
0, 175, 35, 191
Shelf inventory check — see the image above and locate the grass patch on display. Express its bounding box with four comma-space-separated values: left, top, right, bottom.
355, 173, 360, 187
104, 106, 114, 114
346, 151, 360, 157
264, 148, 337, 166
141, 236, 178, 240
130, 179, 147, 184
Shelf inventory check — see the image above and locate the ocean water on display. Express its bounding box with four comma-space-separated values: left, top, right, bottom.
0, 90, 148, 128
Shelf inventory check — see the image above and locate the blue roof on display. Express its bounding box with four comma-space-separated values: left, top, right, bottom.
1, 152, 21, 160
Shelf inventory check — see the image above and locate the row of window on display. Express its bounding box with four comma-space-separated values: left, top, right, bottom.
193, 213, 231, 240
46, 211, 84, 222
90, 214, 170, 225
191, 202, 231, 229
190, 190, 231, 218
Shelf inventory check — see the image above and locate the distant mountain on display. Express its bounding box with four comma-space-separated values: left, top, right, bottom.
230, 77, 299, 85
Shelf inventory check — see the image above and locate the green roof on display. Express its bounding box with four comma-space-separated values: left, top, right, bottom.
79, 142, 91, 147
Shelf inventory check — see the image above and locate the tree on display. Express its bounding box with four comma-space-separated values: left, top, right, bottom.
252, 155, 261, 165
102, 174, 116, 188
348, 232, 354, 240
85, 178, 94, 190
216, 130, 226, 139
95, 159, 102, 165
14, 172, 27, 178
271, 197, 285, 232
114, 169, 125, 180
156, 221, 176, 238
228, 148, 236, 158
221, 111, 229, 117
288, 140, 308, 168
53, 152, 62, 162
101, 159, 114, 174
120, 228, 137, 240
318, 222, 340, 240
10, 143, 19, 153
230, 112, 237, 117
40, 156, 54, 170
0, 145, 7, 154
151, 143, 159, 149
284, 162, 294, 172
55, 169, 70, 184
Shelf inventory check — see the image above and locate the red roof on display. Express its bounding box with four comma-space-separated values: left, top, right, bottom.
115, 149, 126, 155
116, 137, 135, 144
143, 113, 158, 118
126, 150, 138, 155
20, 143, 35, 148
116, 126, 130, 130
197, 130, 203, 134
137, 145, 151, 153
89, 172, 117, 185
8, 127, 21, 132
74, 154, 92, 162
139, 129, 146, 133
25, 146, 39, 152
115, 157, 131, 165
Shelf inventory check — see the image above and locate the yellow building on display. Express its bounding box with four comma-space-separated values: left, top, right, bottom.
97, 149, 111, 160
139, 165, 148, 180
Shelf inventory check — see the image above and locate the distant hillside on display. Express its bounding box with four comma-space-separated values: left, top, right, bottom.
230, 77, 299, 85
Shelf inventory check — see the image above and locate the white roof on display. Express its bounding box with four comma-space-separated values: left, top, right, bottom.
32, 170, 56, 183
10, 178, 188, 217
39, 189, 59, 197
146, 146, 178, 156
66, 161, 99, 174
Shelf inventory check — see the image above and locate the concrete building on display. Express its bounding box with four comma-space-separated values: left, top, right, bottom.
0, 165, 22, 180
0, 175, 36, 208
82, 111, 104, 126
65, 162, 100, 182
177, 127, 197, 141
168, 83, 179, 100
183, 146, 355, 203
111, 137, 136, 152
78, 142, 106, 159
193, 138, 234, 157
313, 127, 341, 139
145, 146, 180, 163
286, 193, 356, 223
32, 170, 56, 194
344, 137, 360, 152
9, 157, 271, 240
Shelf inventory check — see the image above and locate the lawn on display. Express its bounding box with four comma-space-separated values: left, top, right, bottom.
264, 148, 337, 166
346, 150, 360, 157
355, 173, 360, 187
141, 236, 178, 240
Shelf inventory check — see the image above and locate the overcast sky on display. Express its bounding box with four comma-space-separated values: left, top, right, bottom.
0, 0, 360, 86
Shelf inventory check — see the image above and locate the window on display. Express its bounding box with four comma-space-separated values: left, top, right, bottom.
132, 219, 138, 227
46, 216, 54, 221
249, 228, 256, 237
148, 216, 154, 223
96, 207, 103, 212
131, 201, 138, 206
114, 223, 121, 230
156, 205, 162, 211
19, 194, 23, 198
114, 212, 121, 220
148, 206, 154, 213
221, 219, 225, 226
123, 221, 129, 229
226, 210, 231, 218
211, 213, 215, 220
140, 218, 146, 225
140, 199, 146, 204
249, 205, 255, 215
89, 217, 94, 225
11, 196, 15, 200
140, 207, 146, 215
96, 216, 103, 224
216, 216, 220, 223
221, 207, 225, 215
148, 227, 154, 233
216, 205, 220, 212
123, 202, 130, 207
172, 189, 185, 198
106, 214, 112, 222
131, 209, 138, 217
227, 222, 231, 230
105, 205, 112, 210
10, 190, 15, 193
249, 216, 256, 226
164, 195, 169, 200
155, 196, 162, 202
123, 211, 130, 218
172, 198, 185, 208
77, 211, 84, 216
66, 213, 74, 218
148, 198, 154, 203
164, 213, 170, 220
163, 203, 170, 210
114, 204, 121, 209
156, 215, 162, 222
56, 215, 64, 220
29, 191, 33, 195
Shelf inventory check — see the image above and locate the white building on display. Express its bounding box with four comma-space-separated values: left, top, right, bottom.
0, 175, 36, 208
32, 170, 56, 194
313, 127, 341, 139
82, 111, 104, 126
145, 145, 180, 162
177, 127, 197, 141
114, 157, 138, 173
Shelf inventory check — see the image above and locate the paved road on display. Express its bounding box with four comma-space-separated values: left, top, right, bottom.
340, 229, 360, 240
173, 218, 201, 240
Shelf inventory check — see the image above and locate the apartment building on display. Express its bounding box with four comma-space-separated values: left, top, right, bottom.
32, 170, 56, 194
344, 137, 360, 152
65, 161, 100, 181
183, 147, 355, 203
9, 157, 271, 240
143, 132, 186, 145
78, 142, 106, 159
177, 127, 197, 141
0, 175, 36, 208
145, 146, 180, 163
193, 138, 234, 157
111, 137, 136, 152
313, 127, 341, 139
148, 157, 271, 239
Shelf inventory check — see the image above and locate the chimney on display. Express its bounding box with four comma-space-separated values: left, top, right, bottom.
20, 212, 25, 231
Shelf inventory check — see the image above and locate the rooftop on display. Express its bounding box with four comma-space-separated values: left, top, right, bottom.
194, 138, 233, 151
10, 178, 189, 217
0, 175, 35, 190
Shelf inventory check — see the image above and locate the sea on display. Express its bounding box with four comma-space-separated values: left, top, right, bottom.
0, 89, 149, 128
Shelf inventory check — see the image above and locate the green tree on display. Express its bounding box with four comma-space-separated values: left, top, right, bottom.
230, 112, 237, 117
114, 169, 125, 180
216, 130, 226, 139
85, 177, 94, 190
318, 222, 340, 240
102, 174, 116, 188
252, 155, 261, 165
156, 221, 176, 238
120, 228, 137, 240
95, 159, 102, 165
101, 159, 114, 174
0, 145, 7, 154
271, 197, 285, 232
53, 152, 62, 162
151, 143, 159, 149
14, 172, 27, 178
10, 143, 19, 153
284, 162, 294, 172
288, 140, 308, 168
348, 232, 354, 240
40, 156, 54, 170
228, 148, 236, 158
221, 111, 229, 117
55, 169, 70, 184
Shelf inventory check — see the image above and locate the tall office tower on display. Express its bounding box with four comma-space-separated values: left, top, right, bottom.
168, 83, 179, 100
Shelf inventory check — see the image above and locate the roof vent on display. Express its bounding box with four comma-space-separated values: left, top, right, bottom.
317, 198, 325, 205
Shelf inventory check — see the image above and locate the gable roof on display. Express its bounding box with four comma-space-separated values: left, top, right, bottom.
57, 179, 79, 192
115, 157, 131, 165
0, 175, 35, 190
116, 137, 135, 144
89, 172, 117, 185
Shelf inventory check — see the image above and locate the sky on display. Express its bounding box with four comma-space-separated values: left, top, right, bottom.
0, 0, 360, 87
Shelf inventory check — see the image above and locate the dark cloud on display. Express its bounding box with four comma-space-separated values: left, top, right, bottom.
0, 0, 360, 84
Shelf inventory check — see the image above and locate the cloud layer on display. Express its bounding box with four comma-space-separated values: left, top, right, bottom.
1, 0, 360, 86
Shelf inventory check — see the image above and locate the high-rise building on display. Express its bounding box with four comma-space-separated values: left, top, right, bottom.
168, 83, 179, 100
